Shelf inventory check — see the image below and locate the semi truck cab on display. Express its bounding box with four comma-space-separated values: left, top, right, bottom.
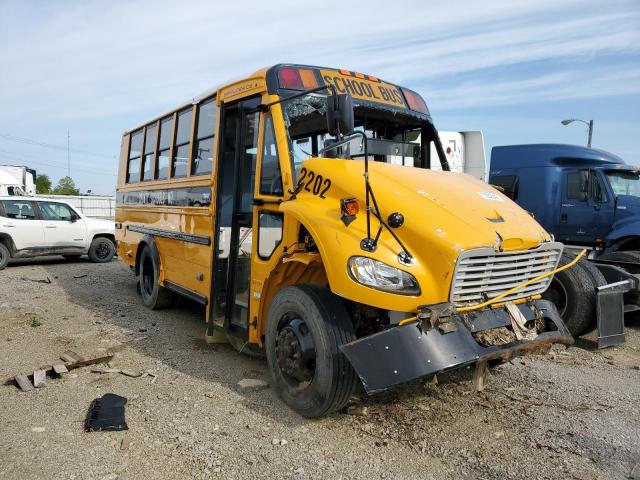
490, 144, 640, 253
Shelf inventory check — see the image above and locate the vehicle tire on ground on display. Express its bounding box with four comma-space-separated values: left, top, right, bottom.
138, 246, 173, 310
265, 284, 358, 418
543, 252, 606, 337
598, 250, 640, 265
88, 237, 116, 263
598, 250, 640, 306
0, 242, 10, 270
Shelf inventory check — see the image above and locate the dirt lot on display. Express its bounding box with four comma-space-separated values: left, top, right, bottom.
1, 257, 639, 480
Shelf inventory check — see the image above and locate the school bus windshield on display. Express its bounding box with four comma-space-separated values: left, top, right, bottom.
283, 93, 430, 177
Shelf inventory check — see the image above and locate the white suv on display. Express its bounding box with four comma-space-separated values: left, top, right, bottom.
0, 196, 116, 270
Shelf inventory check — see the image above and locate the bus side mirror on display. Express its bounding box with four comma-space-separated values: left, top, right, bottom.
326, 93, 354, 137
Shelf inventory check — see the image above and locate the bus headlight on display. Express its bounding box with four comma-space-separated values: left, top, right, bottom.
348, 256, 420, 295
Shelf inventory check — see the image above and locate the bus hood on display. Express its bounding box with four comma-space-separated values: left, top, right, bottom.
283, 158, 553, 309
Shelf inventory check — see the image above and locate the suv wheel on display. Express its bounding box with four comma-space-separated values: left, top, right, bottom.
0, 243, 10, 270
88, 237, 116, 263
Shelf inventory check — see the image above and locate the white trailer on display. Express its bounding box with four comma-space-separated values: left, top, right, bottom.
432, 131, 487, 180
0, 165, 36, 195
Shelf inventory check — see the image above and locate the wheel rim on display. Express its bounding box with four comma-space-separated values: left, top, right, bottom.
275, 315, 316, 389
141, 257, 155, 297
544, 277, 568, 317
95, 241, 111, 260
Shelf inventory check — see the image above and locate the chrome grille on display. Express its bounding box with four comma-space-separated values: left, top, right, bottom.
450, 242, 563, 306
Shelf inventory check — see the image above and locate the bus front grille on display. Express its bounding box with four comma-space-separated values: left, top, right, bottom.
450, 242, 564, 307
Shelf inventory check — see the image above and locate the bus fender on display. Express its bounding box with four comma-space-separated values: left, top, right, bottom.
135, 234, 162, 277
280, 203, 336, 288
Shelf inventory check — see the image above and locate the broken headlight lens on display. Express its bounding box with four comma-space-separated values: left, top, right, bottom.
348, 256, 420, 295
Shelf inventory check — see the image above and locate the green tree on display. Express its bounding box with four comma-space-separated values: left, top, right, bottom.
35, 174, 52, 194
52, 176, 80, 195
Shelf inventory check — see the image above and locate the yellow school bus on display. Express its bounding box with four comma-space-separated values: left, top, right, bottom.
116, 64, 574, 417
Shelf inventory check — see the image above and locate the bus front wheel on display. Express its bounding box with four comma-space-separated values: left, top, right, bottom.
265, 284, 357, 418
138, 246, 173, 310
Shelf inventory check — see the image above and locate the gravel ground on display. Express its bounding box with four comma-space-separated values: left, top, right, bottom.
1, 257, 639, 480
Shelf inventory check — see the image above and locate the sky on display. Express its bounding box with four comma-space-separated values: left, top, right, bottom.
0, 0, 638, 195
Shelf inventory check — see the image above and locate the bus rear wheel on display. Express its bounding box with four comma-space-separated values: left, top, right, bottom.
266, 284, 358, 418
138, 246, 173, 310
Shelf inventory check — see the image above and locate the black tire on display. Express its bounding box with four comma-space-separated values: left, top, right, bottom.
88, 237, 115, 263
138, 246, 173, 310
598, 250, 640, 306
599, 250, 640, 264
266, 284, 357, 418
0, 242, 10, 270
543, 253, 605, 336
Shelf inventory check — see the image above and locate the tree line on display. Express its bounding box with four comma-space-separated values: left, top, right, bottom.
36, 173, 81, 195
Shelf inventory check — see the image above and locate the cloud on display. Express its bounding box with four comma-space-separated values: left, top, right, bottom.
1, 0, 638, 121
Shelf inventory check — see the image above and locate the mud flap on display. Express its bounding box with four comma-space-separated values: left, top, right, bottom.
596, 281, 627, 348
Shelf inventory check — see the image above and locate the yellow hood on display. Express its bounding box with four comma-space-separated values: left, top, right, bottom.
281, 158, 553, 311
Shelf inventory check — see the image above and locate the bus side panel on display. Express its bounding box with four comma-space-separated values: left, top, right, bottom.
116, 206, 212, 300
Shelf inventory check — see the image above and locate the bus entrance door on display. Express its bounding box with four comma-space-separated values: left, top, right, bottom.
209, 97, 260, 340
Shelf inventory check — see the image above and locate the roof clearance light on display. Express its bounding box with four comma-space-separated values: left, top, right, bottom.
402, 88, 429, 114
279, 67, 318, 90
298, 68, 319, 89
278, 67, 304, 90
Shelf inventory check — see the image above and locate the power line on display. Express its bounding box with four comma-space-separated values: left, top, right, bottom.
0, 152, 117, 177
0, 132, 117, 160
0, 148, 116, 174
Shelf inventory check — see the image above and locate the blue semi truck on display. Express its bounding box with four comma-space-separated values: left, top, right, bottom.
489, 144, 639, 344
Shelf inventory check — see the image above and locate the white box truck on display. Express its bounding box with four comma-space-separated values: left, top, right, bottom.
0, 165, 36, 196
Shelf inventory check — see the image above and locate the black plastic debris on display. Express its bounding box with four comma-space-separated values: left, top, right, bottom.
85, 393, 128, 432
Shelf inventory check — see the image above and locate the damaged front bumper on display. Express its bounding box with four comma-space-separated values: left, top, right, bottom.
340, 299, 573, 393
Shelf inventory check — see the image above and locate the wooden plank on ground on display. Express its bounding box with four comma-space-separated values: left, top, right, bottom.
52, 364, 68, 375
61, 351, 85, 363
33, 369, 46, 388
4, 352, 114, 386
14, 374, 34, 392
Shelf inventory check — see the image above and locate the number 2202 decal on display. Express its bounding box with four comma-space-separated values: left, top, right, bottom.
298, 168, 331, 198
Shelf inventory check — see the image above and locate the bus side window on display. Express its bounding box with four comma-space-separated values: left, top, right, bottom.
192, 98, 216, 175
258, 212, 283, 259
142, 123, 157, 181
127, 130, 142, 183
172, 107, 192, 178
156, 116, 173, 180
259, 115, 283, 196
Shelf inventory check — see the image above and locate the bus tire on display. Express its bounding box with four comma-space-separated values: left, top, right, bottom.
266, 284, 357, 418
543, 253, 605, 337
0, 242, 10, 270
88, 237, 116, 263
138, 246, 173, 310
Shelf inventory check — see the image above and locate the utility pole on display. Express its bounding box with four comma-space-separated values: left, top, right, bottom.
587, 120, 593, 148
67, 130, 70, 177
